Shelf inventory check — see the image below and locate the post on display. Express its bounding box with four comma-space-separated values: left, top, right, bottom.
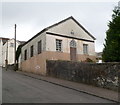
14, 24, 16, 71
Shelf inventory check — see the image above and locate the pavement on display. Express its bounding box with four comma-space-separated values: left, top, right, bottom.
17, 70, 119, 103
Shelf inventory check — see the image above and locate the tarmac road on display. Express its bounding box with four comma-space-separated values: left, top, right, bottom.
2, 69, 115, 103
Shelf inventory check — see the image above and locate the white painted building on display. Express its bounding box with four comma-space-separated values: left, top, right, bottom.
20, 16, 96, 75
0, 37, 9, 66
0, 38, 24, 67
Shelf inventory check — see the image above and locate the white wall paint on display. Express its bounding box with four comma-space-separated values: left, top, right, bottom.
21, 32, 46, 62
46, 34, 95, 56
47, 18, 94, 41
2, 39, 20, 67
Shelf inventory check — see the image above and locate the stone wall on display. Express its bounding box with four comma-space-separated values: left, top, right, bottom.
46, 60, 120, 91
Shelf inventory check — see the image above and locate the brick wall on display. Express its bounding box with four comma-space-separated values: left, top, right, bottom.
46, 60, 120, 91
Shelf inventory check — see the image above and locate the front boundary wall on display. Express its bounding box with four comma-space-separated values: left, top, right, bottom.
46, 60, 120, 92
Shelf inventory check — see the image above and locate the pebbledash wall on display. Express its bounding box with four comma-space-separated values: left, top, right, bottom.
20, 17, 96, 75
47, 60, 120, 91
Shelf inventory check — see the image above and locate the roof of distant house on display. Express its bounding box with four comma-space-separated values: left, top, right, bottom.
96, 52, 103, 58
19, 41, 26, 45
0, 37, 10, 45
0, 37, 10, 40
0, 37, 26, 45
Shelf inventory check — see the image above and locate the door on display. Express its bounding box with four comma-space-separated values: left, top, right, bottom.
70, 39, 77, 61
70, 47, 76, 61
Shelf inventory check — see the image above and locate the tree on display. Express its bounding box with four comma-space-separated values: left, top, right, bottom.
102, 5, 120, 62
16, 44, 23, 64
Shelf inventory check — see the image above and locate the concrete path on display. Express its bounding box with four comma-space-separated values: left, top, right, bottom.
17, 70, 119, 102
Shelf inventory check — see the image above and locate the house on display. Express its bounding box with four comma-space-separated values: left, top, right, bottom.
96, 52, 103, 63
0, 37, 9, 66
20, 16, 96, 75
1, 38, 24, 67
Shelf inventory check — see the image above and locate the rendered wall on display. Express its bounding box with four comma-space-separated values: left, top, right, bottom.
21, 33, 96, 75
47, 18, 94, 41
46, 34, 95, 56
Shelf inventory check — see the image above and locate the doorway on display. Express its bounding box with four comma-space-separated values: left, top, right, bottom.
70, 39, 77, 61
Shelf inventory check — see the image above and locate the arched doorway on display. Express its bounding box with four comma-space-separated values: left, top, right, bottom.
70, 39, 77, 61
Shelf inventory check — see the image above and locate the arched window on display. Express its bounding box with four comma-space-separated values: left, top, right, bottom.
70, 39, 76, 48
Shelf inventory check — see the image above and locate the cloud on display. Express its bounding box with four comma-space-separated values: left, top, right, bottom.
1, 2, 119, 52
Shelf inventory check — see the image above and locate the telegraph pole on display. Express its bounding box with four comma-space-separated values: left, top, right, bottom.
14, 24, 16, 71
5, 41, 8, 71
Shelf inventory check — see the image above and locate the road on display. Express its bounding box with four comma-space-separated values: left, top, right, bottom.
0, 67, 2, 104
2, 69, 115, 103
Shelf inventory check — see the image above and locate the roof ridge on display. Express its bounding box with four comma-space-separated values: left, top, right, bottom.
45, 16, 73, 30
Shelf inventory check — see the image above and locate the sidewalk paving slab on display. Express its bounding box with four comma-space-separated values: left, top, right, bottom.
17, 70, 119, 103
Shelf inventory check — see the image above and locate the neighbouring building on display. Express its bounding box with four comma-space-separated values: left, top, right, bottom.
20, 16, 96, 75
96, 52, 103, 63
0, 38, 25, 67
0, 37, 9, 66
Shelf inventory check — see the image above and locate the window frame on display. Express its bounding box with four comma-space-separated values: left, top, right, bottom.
83, 44, 88, 54
38, 40, 42, 54
56, 39, 62, 52
30, 45, 34, 57
24, 49, 27, 60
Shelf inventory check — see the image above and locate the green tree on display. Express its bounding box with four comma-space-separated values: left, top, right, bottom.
16, 44, 23, 63
102, 5, 120, 62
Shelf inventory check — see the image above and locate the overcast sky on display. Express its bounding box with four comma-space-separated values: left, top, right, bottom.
1, 1, 119, 52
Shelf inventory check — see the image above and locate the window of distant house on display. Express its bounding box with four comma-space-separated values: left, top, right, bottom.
83, 44, 88, 54
24, 49, 27, 60
38, 40, 42, 54
10, 43, 14, 47
56, 39, 62, 51
30, 45, 34, 57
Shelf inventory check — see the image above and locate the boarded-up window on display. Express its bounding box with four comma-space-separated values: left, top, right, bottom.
24, 49, 27, 60
83, 44, 88, 54
38, 40, 42, 54
56, 39, 62, 51
30, 45, 34, 57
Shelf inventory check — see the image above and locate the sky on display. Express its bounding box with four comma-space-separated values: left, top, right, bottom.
1, 1, 120, 52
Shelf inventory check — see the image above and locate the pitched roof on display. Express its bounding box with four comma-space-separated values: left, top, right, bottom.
0, 37, 9, 40
0, 37, 10, 45
23, 16, 96, 47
